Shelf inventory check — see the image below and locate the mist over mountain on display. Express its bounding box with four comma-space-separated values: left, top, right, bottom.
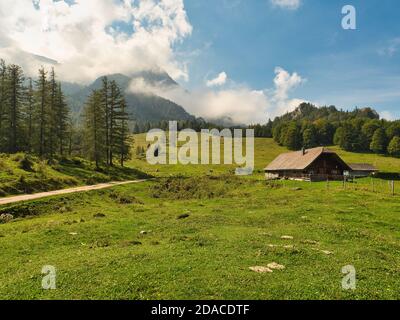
64, 71, 194, 124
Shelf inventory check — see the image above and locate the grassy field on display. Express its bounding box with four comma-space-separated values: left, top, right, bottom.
131, 134, 400, 176
0, 137, 399, 300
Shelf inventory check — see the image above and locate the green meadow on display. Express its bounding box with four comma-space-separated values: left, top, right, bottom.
0, 137, 399, 300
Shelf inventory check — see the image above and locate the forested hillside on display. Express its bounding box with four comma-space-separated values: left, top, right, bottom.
251, 103, 400, 156
65, 72, 195, 131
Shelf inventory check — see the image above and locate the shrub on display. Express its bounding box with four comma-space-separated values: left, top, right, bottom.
19, 154, 35, 172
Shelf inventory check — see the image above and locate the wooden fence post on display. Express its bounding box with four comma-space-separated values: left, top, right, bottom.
392, 180, 395, 196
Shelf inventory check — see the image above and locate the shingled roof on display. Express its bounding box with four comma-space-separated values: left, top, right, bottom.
348, 163, 378, 172
265, 147, 351, 171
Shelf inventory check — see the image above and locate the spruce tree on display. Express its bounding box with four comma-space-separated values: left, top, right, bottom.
83, 90, 106, 168
109, 80, 130, 166
6, 64, 25, 153
55, 83, 70, 156
0, 59, 8, 152
100, 77, 111, 166
25, 78, 35, 152
35, 67, 49, 157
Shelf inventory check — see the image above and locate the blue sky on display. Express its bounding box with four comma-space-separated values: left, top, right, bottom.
1, 0, 399, 123
178, 0, 400, 120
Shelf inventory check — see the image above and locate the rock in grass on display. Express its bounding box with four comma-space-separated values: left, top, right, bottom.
93, 213, 106, 218
301, 239, 319, 245
281, 235, 294, 240
267, 262, 285, 270
249, 266, 273, 273
0, 213, 14, 224
140, 230, 148, 235
177, 213, 190, 220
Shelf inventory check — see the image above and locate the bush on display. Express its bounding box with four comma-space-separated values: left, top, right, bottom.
19, 154, 35, 172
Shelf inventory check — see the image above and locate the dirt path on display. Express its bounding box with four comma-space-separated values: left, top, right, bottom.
0, 180, 148, 206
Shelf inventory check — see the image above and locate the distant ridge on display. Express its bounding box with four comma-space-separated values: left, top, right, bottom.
64, 70, 194, 123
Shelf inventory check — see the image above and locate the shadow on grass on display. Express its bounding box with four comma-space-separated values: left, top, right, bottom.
54, 159, 152, 184
376, 172, 400, 181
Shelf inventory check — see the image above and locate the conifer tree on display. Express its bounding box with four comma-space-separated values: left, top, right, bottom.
83, 90, 106, 168
48, 68, 58, 158
114, 98, 130, 166
100, 77, 111, 165
25, 78, 35, 152
55, 82, 70, 156
0, 59, 7, 152
6, 64, 25, 153
35, 67, 49, 157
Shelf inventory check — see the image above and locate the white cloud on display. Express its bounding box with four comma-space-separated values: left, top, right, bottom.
0, 0, 192, 83
271, 66, 306, 114
270, 0, 301, 10
133, 67, 306, 124
206, 72, 228, 87
380, 111, 396, 121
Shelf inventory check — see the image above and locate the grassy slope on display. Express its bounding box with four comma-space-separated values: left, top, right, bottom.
0, 153, 149, 197
0, 137, 399, 300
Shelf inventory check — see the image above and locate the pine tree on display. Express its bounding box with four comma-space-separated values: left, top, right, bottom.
115, 98, 130, 166
35, 67, 49, 157
25, 78, 35, 152
109, 80, 130, 166
0, 59, 8, 152
6, 64, 25, 153
83, 90, 106, 168
55, 83, 70, 156
100, 77, 111, 166
48, 68, 58, 158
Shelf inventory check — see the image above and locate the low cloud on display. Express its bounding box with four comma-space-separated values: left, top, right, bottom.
206, 72, 228, 87
130, 67, 306, 124
380, 110, 396, 121
270, 0, 301, 10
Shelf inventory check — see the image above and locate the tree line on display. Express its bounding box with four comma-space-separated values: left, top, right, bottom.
250, 103, 400, 156
0, 59, 130, 167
